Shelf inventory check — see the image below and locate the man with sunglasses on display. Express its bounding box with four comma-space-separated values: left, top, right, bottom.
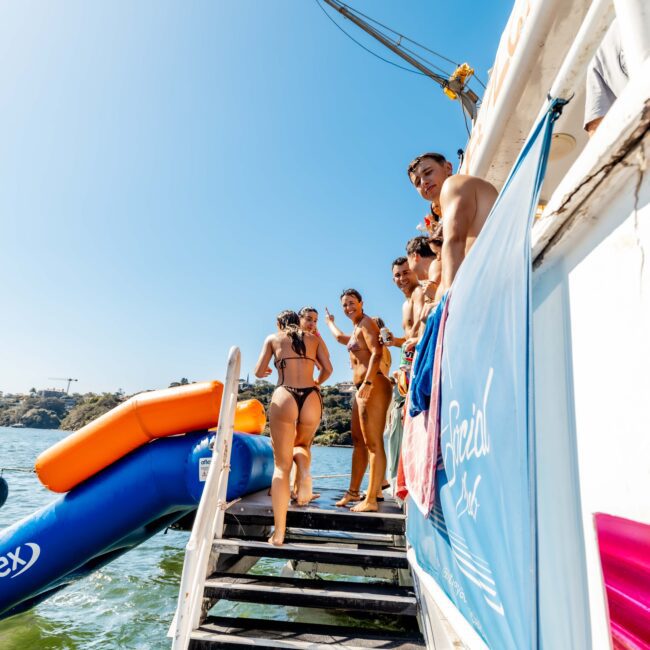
407, 152, 497, 295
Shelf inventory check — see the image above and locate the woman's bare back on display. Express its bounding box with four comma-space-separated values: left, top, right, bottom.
272, 332, 320, 388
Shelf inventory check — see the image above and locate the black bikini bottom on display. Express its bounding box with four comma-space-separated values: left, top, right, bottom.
280, 385, 322, 416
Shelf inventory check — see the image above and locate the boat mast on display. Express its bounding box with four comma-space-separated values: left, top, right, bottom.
321, 0, 479, 121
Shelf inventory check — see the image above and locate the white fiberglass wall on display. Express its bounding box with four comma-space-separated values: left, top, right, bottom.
533, 160, 650, 649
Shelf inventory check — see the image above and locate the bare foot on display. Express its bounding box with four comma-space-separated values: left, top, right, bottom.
291, 474, 301, 501
375, 481, 390, 500
295, 493, 321, 506
335, 490, 363, 507
350, 498, 378, 513
268, 530, 285, 546
295, 475, 320, 506
291, 489, 319, 504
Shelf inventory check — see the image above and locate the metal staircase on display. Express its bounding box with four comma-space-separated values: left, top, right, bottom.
171, 347, 425, 649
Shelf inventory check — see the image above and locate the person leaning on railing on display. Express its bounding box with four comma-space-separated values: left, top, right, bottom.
407, 152, 497, 295
584, 19, 629, 136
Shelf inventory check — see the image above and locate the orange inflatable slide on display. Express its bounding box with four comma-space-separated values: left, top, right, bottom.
227, 399, 266, 436
35, 382, 267, 493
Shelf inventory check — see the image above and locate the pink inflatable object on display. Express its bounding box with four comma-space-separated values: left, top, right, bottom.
595, 513, 650, 649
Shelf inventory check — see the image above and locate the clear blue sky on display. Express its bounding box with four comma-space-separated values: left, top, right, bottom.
0, 1, 512, 394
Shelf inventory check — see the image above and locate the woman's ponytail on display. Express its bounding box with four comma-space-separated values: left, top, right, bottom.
276, 310, 306, 357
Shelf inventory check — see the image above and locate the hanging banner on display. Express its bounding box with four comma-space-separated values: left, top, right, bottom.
407, 101, 565, 649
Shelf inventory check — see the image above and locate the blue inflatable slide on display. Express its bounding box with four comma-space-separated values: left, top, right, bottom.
0, 431, 273, 620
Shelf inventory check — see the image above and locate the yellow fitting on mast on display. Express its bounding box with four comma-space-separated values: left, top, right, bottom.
443, 63, 475, 100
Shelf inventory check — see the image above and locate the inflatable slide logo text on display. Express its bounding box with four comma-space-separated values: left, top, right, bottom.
0, 542, 41, 579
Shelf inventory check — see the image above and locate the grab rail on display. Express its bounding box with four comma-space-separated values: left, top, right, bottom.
171, 346, 241, 650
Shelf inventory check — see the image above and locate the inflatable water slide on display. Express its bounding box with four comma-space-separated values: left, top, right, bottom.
0, 381, 273, 620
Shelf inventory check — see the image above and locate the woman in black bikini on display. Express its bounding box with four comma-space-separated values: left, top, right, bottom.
255, 310, 332, 546
325, 290, 392, 513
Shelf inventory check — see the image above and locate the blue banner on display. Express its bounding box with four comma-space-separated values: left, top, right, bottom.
407, 101, 564, 649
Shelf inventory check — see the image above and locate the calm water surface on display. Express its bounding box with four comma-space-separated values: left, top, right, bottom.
0, 427, 355, 649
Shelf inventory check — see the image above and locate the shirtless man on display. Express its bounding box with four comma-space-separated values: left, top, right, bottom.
386, 257, 420, 379
407, 152, 497, 292
405, 236, 440, 345
387, 257, 419, 346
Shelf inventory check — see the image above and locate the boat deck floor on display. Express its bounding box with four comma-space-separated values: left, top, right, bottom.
225, 487, 405, 536
188, 487, 425, 649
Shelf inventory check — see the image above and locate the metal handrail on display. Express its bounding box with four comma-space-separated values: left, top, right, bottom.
171, 347, 241, 649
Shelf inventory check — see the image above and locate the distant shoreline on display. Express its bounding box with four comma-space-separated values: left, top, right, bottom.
2, 381, 355, 447
314, 443, 352, 448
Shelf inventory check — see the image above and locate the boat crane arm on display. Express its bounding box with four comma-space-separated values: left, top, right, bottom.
320, 0, 479, 121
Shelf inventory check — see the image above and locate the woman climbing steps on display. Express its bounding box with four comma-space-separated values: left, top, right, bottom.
255, 310, 332, 546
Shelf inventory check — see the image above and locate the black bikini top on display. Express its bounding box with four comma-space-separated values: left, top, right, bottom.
274, 355, 317, 385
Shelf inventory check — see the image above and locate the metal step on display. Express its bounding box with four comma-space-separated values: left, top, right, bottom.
204, 572, 417, 615
225, 529, 398, 547
290, 560, 401, 581
224, 506, 406, 536
283, 528, 397, 546
213, 538, 409, 570
225, 488, 406, 536
189, 615, 426, 649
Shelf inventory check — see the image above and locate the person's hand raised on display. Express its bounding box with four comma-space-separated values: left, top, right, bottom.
324, 307, 335, 324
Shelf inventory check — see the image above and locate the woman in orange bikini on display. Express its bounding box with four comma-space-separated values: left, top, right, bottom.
255, 310, 332, 546
325, 290, 392, 512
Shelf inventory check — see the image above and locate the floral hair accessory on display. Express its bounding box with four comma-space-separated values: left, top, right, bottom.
416, 213, 437, 235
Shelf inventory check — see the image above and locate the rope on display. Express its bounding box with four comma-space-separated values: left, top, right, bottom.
0, 467, 35, 474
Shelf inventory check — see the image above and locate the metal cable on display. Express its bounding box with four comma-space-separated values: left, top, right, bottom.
315, 0, 426, 76
338, 0, 459, 66
337, 0, 487, 89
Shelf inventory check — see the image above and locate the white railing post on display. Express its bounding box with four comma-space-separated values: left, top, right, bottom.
210, 387, 238, 544
524, 0, 614, 150
547, 0, 615, 100
171, 347, 241, 650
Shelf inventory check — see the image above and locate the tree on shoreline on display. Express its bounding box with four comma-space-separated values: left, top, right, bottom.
59, 393, 125, 431
1, 381, 356, 446
0, 394, 69, 429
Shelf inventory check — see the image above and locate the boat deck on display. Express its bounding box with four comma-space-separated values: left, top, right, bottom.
189, 487, 426, 649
